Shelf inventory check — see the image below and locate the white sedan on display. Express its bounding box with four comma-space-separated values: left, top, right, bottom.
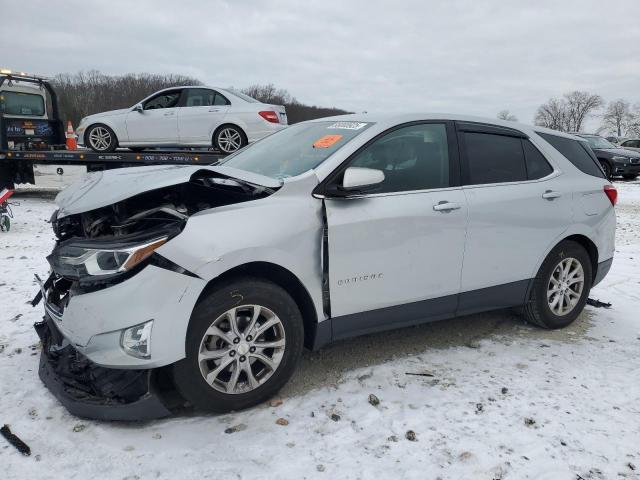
76, 86, 287, 153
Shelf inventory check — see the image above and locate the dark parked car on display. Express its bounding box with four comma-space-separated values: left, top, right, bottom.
575, 134, 640, 179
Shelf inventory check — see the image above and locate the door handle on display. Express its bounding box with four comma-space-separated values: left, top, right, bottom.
163, 112, 175, 116
433, 201, 461, 212
208, 108, 220, 112
542, 190, 561, 200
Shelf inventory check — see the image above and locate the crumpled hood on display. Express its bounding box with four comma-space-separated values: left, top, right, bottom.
55, 164, 282, 218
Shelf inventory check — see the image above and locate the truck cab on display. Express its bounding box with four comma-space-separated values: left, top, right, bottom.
0, 70, 64, 152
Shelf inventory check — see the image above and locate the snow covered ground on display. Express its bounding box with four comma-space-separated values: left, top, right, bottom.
1, 183, 639, 480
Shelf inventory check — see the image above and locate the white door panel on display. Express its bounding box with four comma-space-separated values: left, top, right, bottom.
178, 106, 229, 144
461, 178, 572, 292
125, 109, 178, 143
326, 189, 468, 317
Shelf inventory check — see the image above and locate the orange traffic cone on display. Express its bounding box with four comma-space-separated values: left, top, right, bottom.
65, 121, 78, 150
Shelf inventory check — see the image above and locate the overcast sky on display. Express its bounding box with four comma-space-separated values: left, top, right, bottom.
3, 0, 639, 129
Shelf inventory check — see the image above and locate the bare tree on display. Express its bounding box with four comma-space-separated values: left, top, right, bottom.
240, 84, 296, 106
497, 110, 518, 121
238, 83, 350, 123
627, 103, 640, 137
601, 99, 633, 136
534, 91, 603, 132
564, 91, 603, 132
535, 97, 569, 131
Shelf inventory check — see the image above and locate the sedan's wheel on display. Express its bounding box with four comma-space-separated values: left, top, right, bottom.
523, 240, 592, 329
600, 161, 612, 179
86, 125, 117, 152
173, 277, 303, 412
214, 126, 246, 154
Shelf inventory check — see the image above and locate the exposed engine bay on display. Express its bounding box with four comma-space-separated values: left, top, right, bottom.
51, 171, 275, 241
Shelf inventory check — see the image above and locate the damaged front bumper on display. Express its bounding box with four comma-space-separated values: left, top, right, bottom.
35, 317, 174, 421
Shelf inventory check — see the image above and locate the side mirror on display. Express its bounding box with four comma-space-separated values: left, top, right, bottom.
324, 167, 385, 197
134, 104, 143, 113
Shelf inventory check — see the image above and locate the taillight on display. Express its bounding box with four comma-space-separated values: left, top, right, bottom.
259, 111, 280, 124
604, 184, 617, 206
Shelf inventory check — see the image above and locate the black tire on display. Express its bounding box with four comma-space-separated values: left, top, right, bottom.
622, 174, 638, 180
85, 124, 118, 153
213, 125, 247, 154
129, 147, 145, 153
600, 161, 612, 179
523, 240, 592, 329
172, 277, 304, 412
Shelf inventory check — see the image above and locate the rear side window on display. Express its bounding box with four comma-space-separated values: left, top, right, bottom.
537, 132, 605, 178
183, 89, 230, 107
523, 140, 553, 179
463, 132, 526, 185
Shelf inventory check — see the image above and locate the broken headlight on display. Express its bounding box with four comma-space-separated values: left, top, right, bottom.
49, 236, 168, 281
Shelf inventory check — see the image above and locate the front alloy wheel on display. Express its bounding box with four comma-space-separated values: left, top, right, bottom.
198, 305, 286, 394
86, 125, 117, 152
172, 277, 303, 412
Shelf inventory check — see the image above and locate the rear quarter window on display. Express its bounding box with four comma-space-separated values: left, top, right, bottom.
536, 132, 605, 179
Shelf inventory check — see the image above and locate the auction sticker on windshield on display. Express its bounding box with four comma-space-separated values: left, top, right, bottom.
313, 134, 343, 149
328, 122, 368, 130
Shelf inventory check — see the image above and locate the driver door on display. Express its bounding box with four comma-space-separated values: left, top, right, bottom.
125, 89, 182, 144
323, 122, 469, 336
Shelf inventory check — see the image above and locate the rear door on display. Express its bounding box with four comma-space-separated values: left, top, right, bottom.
177, 88, 230, 145
457, 122, 572, 313
125, 89, 182, 144
323, 122, 468, 335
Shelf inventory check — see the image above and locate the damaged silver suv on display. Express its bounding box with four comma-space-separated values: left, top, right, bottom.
34, 114, 616, 420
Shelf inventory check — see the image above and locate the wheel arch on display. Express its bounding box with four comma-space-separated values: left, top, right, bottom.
562, 234, 598, 282
195, 261, 319, 350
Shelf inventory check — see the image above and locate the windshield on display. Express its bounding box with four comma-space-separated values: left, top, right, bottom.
583, 136, 616, 149
221, 121, 373, 179
0, 91, 45, 116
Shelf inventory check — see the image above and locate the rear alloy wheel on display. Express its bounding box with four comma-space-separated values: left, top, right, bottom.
86, 124, 117, 152
214, 126, 246, 154
600, 161, 612, 179
173, 278, 303, 412
523, 240, 592, 329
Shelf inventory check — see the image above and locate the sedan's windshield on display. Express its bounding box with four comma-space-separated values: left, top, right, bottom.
583, 136, 616, 149
221, 121, 373, 179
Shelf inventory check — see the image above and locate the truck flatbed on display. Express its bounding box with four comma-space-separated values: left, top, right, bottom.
0, 148, 226, 188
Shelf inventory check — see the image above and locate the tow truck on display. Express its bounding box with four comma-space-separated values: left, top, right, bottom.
0, 69, 225, 189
